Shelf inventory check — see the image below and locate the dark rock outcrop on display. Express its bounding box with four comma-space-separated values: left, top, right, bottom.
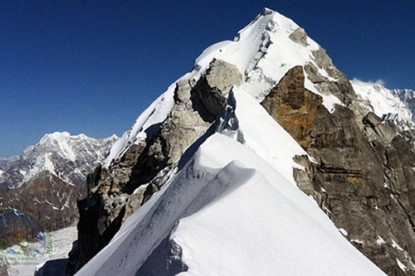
262, 66, 415, 275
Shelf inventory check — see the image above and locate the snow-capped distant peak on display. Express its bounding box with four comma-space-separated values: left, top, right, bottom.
38, 131, 77, 161
1, 132, 117, 188
351, 79, 414, 127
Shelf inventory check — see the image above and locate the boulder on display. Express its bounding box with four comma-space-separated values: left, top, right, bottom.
289, 28, 308, 46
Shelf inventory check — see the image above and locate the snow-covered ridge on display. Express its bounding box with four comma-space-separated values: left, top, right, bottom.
72, 7, 409, 274
104, 87, 175, 166
79, 66, 384, 275
105, 8, 344, 166
79, 132, 384, 275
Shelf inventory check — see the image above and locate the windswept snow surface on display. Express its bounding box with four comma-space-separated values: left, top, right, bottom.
77, 134, 384, 276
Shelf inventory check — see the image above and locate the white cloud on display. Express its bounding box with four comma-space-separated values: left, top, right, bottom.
351, 78, 386, 87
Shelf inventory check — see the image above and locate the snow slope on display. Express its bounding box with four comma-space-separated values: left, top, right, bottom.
392, 88, 415, 121
77, 132, 384, 275
78, 86, 384, 275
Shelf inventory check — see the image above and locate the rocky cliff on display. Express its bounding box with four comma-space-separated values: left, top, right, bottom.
262, 66, 415, 275
69, 8, 415, 275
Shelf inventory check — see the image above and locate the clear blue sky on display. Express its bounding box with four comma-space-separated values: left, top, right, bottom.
1, 1, 414, 157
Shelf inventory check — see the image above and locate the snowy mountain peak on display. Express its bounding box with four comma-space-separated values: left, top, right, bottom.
68, 8, 415, 275
242, 6, 299, 37
105, 8, 352, 167
193, 7, 318, 83
351, 79, 414, 130
261, 7, 274, 15
40, 131, 71, 141
0, 132, 117, 188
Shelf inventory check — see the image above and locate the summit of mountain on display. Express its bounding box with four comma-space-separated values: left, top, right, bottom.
66, 8, 415, 275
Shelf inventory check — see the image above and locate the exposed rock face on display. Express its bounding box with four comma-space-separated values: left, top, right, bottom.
289, 28, 308, 46
262, 66, 415, 275
191, 59, 243, 121
68, 59, 242, 273
1, 172, 82, 232
305, 47, 356, 106
261, 66, 322, 148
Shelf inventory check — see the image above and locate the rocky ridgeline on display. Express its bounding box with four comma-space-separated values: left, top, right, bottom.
69, 10, 415, 275
68, 59, 243, 272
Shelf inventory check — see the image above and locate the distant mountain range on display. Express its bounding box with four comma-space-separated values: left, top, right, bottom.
0, 132, 117, 246
0, 131, 117, 189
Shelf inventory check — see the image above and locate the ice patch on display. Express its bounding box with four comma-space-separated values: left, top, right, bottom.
339, 228, 348, 236
396, 258, 407, 272
392, 239, 404, 251
376, 236, 386, 245
351, 239, 365, 245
